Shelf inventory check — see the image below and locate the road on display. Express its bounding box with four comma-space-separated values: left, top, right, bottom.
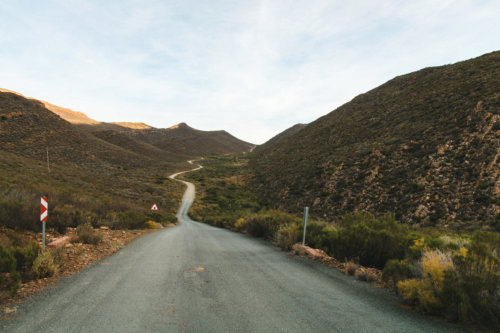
1, 164, 465, 332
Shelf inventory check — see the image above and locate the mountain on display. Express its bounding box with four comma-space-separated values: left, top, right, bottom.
249, 51, 500, 229
254, 123, 307, 153
0, 90, 253, 164
0, 91, 147, 167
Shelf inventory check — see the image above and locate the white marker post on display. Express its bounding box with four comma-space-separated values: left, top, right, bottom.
41, 196, 48, 250
302, 206, 309, 245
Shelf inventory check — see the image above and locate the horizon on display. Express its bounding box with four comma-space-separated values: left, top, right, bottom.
1, 1, 499, 144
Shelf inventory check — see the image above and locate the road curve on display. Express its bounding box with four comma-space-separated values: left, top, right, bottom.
1, 164, 465, 332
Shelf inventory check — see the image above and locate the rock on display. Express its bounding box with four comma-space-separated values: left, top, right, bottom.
47, 236, 72, 248
64, 243, 73, 248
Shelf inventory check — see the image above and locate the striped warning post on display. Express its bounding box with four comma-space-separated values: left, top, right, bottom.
41, 196, 48, 222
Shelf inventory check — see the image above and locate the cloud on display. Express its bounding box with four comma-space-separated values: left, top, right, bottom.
1, 0, 499, 143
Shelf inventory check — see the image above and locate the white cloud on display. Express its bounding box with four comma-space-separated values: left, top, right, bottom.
1, 0, 499, 143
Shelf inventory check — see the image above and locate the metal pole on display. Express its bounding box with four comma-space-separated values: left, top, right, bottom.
42, 221, 46, 250
302, 206, 309, 245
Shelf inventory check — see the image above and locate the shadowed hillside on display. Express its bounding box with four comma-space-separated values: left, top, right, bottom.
250, 51, 500, 229
0, 92, 148, 167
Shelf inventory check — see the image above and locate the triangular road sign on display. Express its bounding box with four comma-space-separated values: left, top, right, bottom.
150, 203, 159, 211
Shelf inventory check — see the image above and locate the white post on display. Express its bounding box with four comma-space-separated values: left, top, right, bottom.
302, 207, 309, 245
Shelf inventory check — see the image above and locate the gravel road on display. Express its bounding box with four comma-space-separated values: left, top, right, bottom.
1, 165, 466, 332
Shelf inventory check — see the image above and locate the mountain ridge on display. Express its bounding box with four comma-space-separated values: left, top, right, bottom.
249, 51, 500, 229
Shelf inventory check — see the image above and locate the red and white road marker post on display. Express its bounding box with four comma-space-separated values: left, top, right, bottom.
41, 196, 48, 250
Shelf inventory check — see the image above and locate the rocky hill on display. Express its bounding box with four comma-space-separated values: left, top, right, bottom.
249, 51, 500, 229
254, 123, 306, 153
0, 91, 146, 167
0, 91, 253, 165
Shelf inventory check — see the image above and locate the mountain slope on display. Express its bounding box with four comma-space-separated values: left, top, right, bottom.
249, 51, 500, 229
0, 92, 148, 167
254, 123, 307, 153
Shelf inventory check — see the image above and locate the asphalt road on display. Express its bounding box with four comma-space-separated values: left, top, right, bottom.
1, 164, 465, 332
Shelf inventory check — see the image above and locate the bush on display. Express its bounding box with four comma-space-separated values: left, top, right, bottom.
11, 241, 39, 279
244, 210, 295, 239
144, 220, 161, 229
76, 224, 102, 245
0, 244, 16, 273
32, 250, 59, 278
275, 223, 301, 250
332, 213, 413, 268
51, 204, 83, 233
440, 232, 499, 325
397, 249, 454, 314
115, 211, 148, 229
383, 259, 413, 285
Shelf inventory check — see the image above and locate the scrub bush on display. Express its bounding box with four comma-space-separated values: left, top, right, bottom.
275, 223, 301, 250
31, 250, 59, 278
383, 259, 413, 285
331, 213, 413, 268
76, 224, 102, 245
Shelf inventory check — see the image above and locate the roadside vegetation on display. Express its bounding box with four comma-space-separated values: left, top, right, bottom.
184, 154, 500, 328
0, 150, 184, 300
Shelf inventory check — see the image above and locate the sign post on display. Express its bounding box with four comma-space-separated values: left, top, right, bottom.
302, 206, 309, 245
41, 196, 48, 250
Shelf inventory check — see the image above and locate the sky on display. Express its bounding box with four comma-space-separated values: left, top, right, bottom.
1, 1, 499, 144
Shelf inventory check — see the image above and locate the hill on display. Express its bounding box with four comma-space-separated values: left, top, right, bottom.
254, 123, 307, 153
249, 51, 500, 229
0, 91, 147, 167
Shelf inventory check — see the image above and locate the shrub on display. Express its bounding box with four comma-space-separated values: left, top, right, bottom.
11, 241, 40, 279
115, 211, 148, 229
275, 223, 301, 250
383, 259, 413, 285
0, 244, 16, 273
234, 218, 245, 231
76, 224, 102, 245
144, 220, 161, 229
440, 232, 500, 325
32, 250, 59, 278
332, 213, 412, 268
244, 210, 295, 239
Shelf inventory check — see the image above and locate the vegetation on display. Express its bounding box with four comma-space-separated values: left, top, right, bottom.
249, 51, 500, 229
187, 154, 500, 327
76, 224, 102, 245
31, 248, 63, 279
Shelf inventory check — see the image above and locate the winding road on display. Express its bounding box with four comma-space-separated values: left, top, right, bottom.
1, 163, 465, 332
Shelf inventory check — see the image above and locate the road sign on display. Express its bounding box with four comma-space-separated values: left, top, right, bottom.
41, 197, 48, 222
150, 203, 159, 211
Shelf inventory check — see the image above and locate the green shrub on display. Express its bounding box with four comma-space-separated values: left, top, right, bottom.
244, 210, 295, 239
115, 211, 148, 229
11, 241, 40, 279
275, 223, 301, 250
440, 232, 499, 325
332, 213, 412, 268
383, 259, 413, 285
31, 250, 59, 278
76, 224, 102, 245
0, 243, 16, 273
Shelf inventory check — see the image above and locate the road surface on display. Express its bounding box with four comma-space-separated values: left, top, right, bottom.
1, 164, 465, 332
